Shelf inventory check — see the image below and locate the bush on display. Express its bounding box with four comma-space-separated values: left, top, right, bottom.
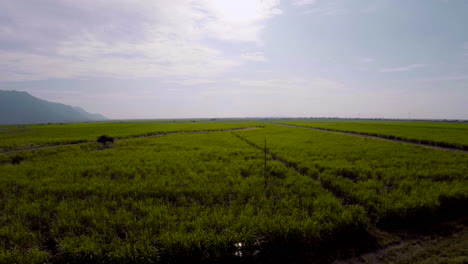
97, 135, 114, 145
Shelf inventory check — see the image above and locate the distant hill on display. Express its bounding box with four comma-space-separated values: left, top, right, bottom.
0, 90, 107, 124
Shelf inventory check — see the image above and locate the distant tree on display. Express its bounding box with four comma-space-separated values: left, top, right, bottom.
97, 135, 114, 145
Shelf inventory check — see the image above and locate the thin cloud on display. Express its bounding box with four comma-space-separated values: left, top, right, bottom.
420, 75, 468, 82
166, 79, 216, 86
0, 0, 281, 82
241, 52, 268, 62
300, 2, 347, 16
293, 0, 317, 6
238, 77, 343, 90
380, 64, 426, 73
360, 57, 375, 63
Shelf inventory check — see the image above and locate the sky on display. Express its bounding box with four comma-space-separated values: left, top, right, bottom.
0, 0, 467, 119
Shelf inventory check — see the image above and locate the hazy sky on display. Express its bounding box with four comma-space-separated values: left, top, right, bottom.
1, 0, 467, 119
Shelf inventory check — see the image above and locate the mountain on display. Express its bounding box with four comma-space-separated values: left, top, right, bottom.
0, 90, 107, 124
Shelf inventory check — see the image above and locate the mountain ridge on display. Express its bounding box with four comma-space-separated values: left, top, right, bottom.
0, 90, 107, 124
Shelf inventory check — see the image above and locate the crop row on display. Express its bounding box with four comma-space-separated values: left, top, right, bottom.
280, 120, 468, 150
235, 125, 468, 227
0, 131, 365, 263
0, 122, 263, 151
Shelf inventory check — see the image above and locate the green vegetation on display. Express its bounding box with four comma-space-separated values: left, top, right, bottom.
0, 131, 365, 263
280, 120, 468, 150
235, 125, 468, 226
1, 120, 467, 263
0, 121, 262, 151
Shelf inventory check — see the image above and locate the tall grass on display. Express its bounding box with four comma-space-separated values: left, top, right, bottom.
235, 125, 468, 227
0, 122, 263, 151
281, 120, 468, 150
0, 131, 364, 263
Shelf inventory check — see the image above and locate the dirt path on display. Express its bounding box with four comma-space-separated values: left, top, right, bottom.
1, 126, 264, 155
335, 217, 468, 264
275, 123, 468, 154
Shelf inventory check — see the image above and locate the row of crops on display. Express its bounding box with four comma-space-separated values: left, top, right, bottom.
1, 121, 467, 263
0, 121, 263, 151
234, 125, 468, 228
1, 130, 365, 263
280, 120, 468, 150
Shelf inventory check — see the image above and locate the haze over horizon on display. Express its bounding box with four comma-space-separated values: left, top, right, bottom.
1, 0, 467, 120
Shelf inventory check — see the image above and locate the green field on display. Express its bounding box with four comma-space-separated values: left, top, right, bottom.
280, 119, 468, 150
0, 121, 262, 152
235, 125, 468, 226
1, 120, 467, 263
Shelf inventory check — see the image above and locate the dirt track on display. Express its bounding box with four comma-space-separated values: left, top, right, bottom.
1, 126, 264, 155
275, 123, 468, 154
335, 217, 468, 264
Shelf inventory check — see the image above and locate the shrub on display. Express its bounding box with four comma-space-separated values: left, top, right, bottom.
97, 135, 114, 145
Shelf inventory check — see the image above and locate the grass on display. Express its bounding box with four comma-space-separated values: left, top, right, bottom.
235, 125, 468, 227
0, 121, 262, 151
1, 120, 467, 263
0, 130, 365, 263
280, 119, 468, 150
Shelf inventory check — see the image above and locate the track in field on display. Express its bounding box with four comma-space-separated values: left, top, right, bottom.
275, 123, 468, 154
1, 126, 264, 155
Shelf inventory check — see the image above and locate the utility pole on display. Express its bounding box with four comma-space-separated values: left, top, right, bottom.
264, 138, 267, 189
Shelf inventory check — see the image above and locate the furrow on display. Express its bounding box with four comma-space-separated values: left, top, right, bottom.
275, 123, 468, 154
1, 126, 264, 154
231, 132, 361, 207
